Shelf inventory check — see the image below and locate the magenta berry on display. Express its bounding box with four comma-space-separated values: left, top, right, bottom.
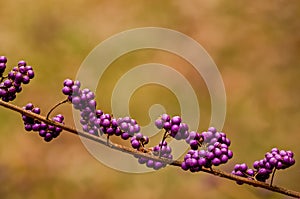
0, 56, 7, 64
130, 133, 149, 149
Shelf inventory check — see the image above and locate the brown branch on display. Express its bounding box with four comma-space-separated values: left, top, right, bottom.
0, 99, 299, 198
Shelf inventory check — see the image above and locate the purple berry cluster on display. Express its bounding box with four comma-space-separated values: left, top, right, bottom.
181, 127, 233, 172
258, 148, 295, 171
136, 141, 173, 170
62, 79, 101, 135
63, 80, 156, 166
62, 79, 142, 140
155, 114, 189, 140
232, 148, 296, 183
231, 163, 255, 184
62, 79, 97, 111
130, 132, 149, 149
0, 57, 34, 102
185, 131, 203, 150
80, 109, 102, 136
117, 116, 141, 139
181, 150, 209, 172
96, 112, 122, 137
22, 103, 64, 142
0, 56, 7, 76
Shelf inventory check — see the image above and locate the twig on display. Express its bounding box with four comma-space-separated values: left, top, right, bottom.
46, 99, 69, 119
270, 168, 277, 187
0, 99, 299, 198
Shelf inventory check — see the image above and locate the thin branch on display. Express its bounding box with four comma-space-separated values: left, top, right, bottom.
0, 99, 299, 198
270, 168, 277, 187
46, 99, 69, 119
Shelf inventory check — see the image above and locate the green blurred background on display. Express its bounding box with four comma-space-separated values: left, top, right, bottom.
0, 0, 299, 199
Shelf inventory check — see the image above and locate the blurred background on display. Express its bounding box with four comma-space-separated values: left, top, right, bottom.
0, 0, 299, 199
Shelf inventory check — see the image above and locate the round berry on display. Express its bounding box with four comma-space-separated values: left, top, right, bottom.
0, 56, 7, 63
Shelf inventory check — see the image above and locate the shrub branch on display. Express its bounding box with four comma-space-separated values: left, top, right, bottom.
0, 99, 299, 198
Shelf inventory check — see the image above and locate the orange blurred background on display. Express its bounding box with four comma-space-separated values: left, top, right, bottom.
0, 1, 299, 199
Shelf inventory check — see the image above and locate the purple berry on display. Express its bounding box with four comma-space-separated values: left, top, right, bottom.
153, 162, 164, 170
24, 124, 32, 131
161, 114, 170, 121
163, 122, 171, 130
0, 56, 7, 63
189, 140, 198, 150
131, 139, 140, 149
44, 133, 53, 142
22, 75, 30, 84
0, 63, 6, 71
181, 162, 189, 171
31, 107, 40, 114
121, 132, 130, 140
27, 70, 34, 79
171, 116, 181, 124
171, 125, 179, 134
63, 79, 74, 87
18, 60, 26, 66
208, 127, 217, 133
3, 79, 12, 87
155, 119, 164, 129
212, 158, 221, 166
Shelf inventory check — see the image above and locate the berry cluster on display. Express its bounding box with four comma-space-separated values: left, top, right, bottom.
62, 79, 101, 136
97, 112, 122, 137
232, 148, 296, 183
130, 132, 149, 149
181, 150, 208, 172
231, 163, 255, 184
62, 79, 145, 141
136, 141, 173, 170
117, 116, 141, 139
22, 103, 64, 142
181, 127, 233, 172
62, 79, 97, 112
62, 79, 81, 103
185, 131, 203, 150
65, 81, 157, 167
0, 57, 34, 102
155, 114, 189, 140
0, 56, 7, 76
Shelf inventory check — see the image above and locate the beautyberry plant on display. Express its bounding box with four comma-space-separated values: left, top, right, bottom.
0, 55, 298, 198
